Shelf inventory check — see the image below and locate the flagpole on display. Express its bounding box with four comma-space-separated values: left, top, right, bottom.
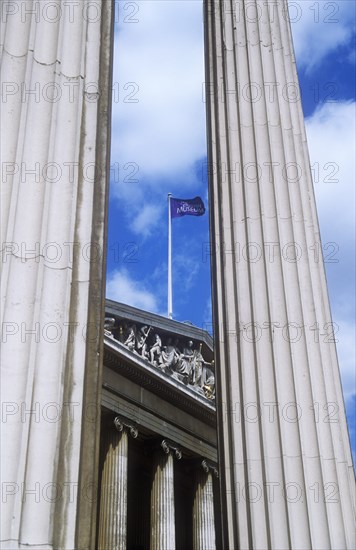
167, 193, 173, 319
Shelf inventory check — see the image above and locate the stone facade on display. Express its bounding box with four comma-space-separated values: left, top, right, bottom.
98, 301, 220, 549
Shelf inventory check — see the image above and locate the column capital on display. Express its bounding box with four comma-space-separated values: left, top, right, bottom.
201, 459, 219, 478
161, 439, 182, 460
114, 415, 138, 439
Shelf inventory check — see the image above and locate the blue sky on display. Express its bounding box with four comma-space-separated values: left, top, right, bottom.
106, 1, 355, 459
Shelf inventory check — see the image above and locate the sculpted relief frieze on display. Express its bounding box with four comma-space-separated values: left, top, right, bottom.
104, 317, 215, 400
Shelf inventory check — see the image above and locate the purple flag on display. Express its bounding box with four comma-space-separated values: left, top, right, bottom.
170, 196, 205, 218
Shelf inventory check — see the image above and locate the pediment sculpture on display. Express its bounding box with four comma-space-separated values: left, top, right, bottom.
105, 318, 215, 400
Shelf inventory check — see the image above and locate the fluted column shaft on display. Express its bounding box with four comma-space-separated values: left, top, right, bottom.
193, 465, 216, 550
150, 442, 179, 550
204, 1, 355, 549
1, 1, 114, 548
98, 427, 128, 550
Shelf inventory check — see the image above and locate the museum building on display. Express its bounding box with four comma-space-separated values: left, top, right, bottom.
97, 300, 220, 549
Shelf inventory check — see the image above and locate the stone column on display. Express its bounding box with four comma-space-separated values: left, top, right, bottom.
1, 2, 114, 548
204, 1, 355, 549
193, 460, 218, 550
98, 417, 138, 550
150, 440, 182, 550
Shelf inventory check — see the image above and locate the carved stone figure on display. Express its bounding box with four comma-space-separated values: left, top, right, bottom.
149, 333, 162, 365
104, 317, 115, 337
190, 344, 215, 395
203, 369, 215, 399
137, 325, 151, 359
118, 325, 124, 343
124, 325, 136, 352
190, 344, 204, 387
176, 340, 194, 376
160, 337, 179, 372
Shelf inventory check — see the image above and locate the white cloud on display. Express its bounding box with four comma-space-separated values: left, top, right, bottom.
306, 101, 356, 242
112, 0, 206, 184
111, 1, 207, 237
335, 318, 356, 404
289, 0, 355, 72
106, 269, 159, 312
174, 254, 200, 292
305, 101, 356, 404
130, 203, 162, 238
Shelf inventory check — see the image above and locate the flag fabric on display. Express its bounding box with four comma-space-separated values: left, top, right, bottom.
170, 196, 205, 218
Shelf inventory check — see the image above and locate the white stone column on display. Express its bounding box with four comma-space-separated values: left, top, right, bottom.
193, 460, 218, 550
204, 1, 355, 549
0, 1, 114, 548
150, 440, 182, 550
98, 417, 138, 550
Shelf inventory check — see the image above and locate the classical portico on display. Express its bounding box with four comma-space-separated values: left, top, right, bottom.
97, 301, 220, 549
